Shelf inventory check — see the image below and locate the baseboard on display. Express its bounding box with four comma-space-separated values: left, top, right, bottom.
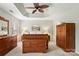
75, 50, 79, 54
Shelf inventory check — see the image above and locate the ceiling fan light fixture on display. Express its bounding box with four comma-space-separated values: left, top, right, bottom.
25, 3, 49, 14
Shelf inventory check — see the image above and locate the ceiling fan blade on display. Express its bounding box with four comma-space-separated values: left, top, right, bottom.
39, 5, 49, 9
34, 3, 39, 7
32, 9, 37, 14
38, 9, 44, 13
25, 7, 35, 9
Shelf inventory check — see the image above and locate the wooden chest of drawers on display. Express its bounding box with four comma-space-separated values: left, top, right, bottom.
0, 35, 17, 55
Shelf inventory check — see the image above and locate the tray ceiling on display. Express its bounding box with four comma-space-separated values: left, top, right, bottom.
15, 3, 54, 18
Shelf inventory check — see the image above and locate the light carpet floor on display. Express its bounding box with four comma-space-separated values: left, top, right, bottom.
5, 41, 79, 56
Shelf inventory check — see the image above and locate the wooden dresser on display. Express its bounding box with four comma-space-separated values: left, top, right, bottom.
0, 35, 17, 56
56, 23, 75, 52
22, 34, 50, 53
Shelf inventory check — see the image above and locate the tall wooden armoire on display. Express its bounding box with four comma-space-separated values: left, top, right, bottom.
56, 23, 75, 52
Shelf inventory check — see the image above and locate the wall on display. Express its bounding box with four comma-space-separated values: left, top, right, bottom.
0, 8, 20, 41
20, 19, 53, 40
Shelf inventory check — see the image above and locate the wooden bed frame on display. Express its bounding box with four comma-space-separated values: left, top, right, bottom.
22, 34, 50, 53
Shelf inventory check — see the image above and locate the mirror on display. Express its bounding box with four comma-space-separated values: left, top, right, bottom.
0, 16, 9, 35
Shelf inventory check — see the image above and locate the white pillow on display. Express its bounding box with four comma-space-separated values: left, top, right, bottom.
43, 31, 50, 35
30, 31, 42, 34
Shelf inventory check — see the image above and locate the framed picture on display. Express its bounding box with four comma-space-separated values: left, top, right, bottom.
32, 25, 40, 31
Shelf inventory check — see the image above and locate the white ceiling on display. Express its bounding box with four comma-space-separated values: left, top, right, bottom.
0, 3, 27, 19
0, 3, 79, 20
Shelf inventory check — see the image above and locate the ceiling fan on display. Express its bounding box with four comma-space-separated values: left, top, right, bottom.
25, 3, 49, 14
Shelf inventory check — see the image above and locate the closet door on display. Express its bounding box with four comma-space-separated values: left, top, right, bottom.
66, 23, 75, 51
60, 24, 66, 49
56, 26, 62, 47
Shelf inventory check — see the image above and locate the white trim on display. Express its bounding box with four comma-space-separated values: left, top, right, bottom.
75, 50, 79, 54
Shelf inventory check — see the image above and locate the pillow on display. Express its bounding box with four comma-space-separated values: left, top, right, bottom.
30, 31, 42, 34
22, 31, 30, 35
43, 31, 50, 35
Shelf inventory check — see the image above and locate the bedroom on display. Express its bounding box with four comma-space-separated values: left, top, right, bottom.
0, 3, 79, 56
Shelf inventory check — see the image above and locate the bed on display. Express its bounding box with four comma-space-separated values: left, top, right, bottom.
22, 34, 50, 53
